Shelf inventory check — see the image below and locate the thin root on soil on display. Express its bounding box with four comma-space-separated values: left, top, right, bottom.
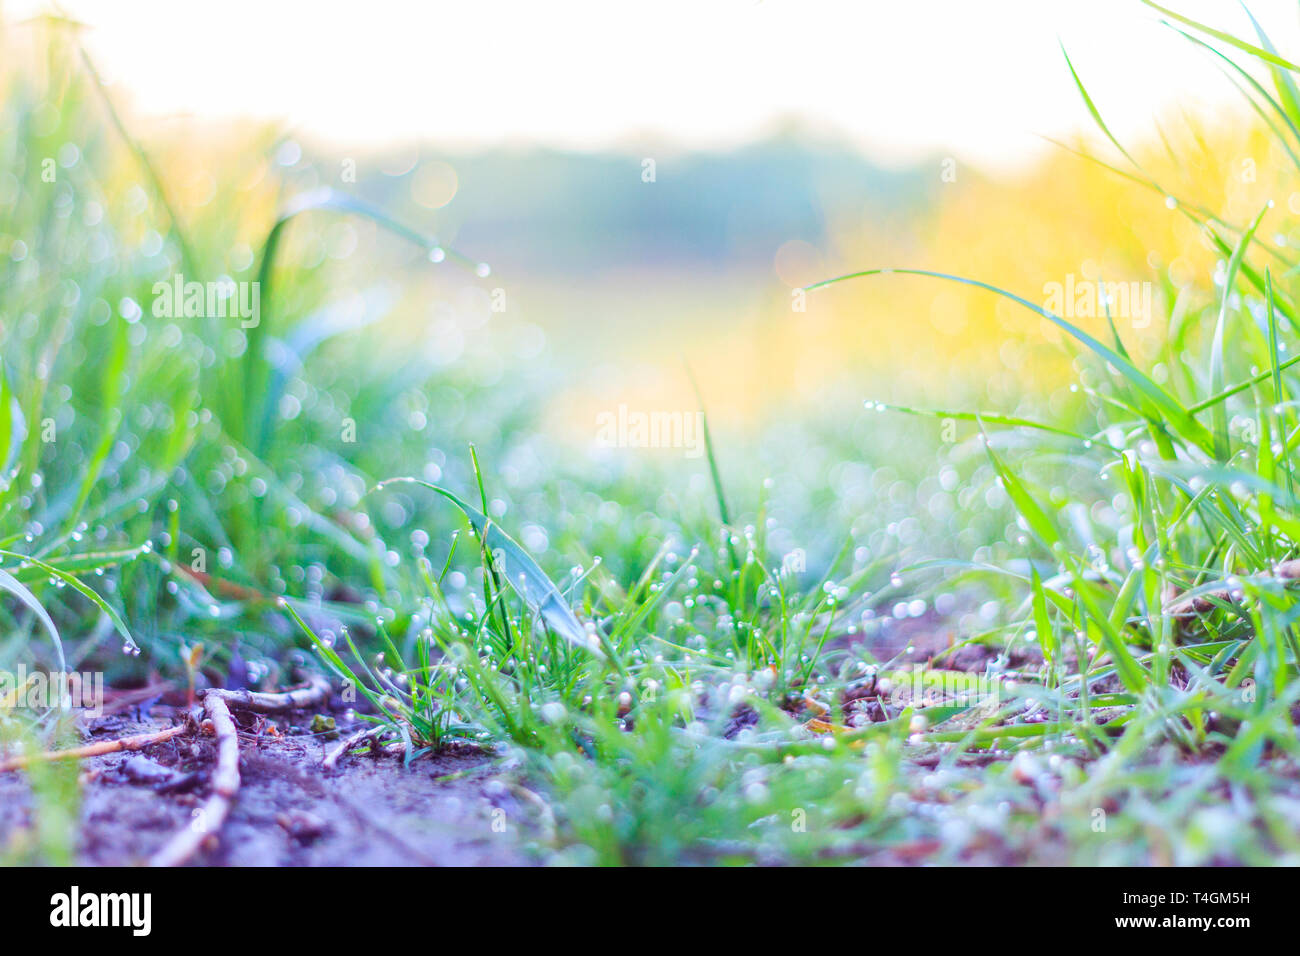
3, 673, 335, 866
147, 675, 333, 866
149, 693, 240, 867
202, 673, 332, 714
323, 724, 386, 772
0, 724, 188, 773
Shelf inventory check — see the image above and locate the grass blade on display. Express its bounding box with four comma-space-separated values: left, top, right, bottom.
1210, 204, 1269, 459
0, 549, 137, 654
0, 567, 64, 672
807, 268, 1215, 455
374, 477, 602, 656
1142, 1, 1300, 72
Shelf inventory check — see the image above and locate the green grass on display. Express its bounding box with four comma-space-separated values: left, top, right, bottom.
6, 8, 1300, 865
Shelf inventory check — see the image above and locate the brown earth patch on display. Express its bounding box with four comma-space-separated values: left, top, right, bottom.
0, 711, 537, 866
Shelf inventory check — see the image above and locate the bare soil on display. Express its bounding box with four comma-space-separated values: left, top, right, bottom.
0, 708, 536, 866
0, 612, 1052, 867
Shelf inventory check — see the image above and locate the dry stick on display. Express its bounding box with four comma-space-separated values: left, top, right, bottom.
0, 724, 187, 773
202, 672, 332, 713
149, 674, 333, 867
1, 675, 331, 775
382, 740, 410, 760
0, 673, 332, 864
323, 724, 385, 772
149, 695, 239, 868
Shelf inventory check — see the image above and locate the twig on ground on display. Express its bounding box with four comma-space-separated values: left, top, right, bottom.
383, 739, 410, 760
203, 672, 332, 713
0, 724, 186, 772
323, 724, 385, 771
1, 672, 333, 864
149, 694, 240, 867
148, 673, 335, 865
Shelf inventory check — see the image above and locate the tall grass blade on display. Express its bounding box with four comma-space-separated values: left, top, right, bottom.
807, 268, 1215, 454
0, 568, 64, 672
1210, 204, 1269, 459
374, 478, 602, 656
1142, 1, 1300, 72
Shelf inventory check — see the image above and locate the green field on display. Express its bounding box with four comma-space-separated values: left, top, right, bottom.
3, 6, 1300, 867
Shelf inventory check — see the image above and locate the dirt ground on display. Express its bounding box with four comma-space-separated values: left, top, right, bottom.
0, 611, 1042, 867
0, 705, 537, 866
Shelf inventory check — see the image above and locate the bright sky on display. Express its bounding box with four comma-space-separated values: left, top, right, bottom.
9, 0, 1300, 170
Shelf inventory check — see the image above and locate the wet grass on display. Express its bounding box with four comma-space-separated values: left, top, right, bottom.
6, 8, 1300, 865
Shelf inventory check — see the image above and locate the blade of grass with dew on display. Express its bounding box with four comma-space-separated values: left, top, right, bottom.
1203, 222, 1300, 327
1174, 26, 1300, 170
1191, 351, 1300, 414
468, 444, 516, 648
983, 432, 1150, 690
1031, 565, 1058, 669
373, 477, 603, 656
6, 545, 148, 585
1265, 267, 1293, 504
0, 549, 138, 653
869, 400, 1119, 450
1142, 1, 1300, 72
807, 268, 1216, 455
1061, 43, 1141, 169
684, 364, 739, 576
0, 362, 20, 483
1267, 267, 1286, 408
0, 567, 64, 672
980, 433, 1063, 555
1244, 4, 1300, 127
1210, 204, 1269, 460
